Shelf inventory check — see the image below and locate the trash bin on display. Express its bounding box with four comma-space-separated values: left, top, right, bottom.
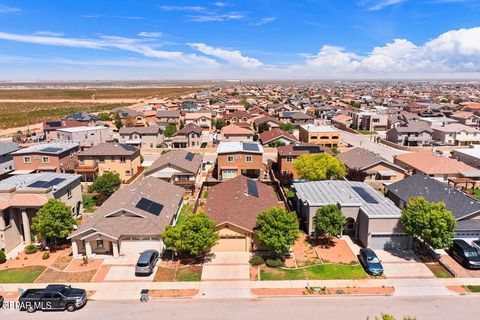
140, 289, 149, 303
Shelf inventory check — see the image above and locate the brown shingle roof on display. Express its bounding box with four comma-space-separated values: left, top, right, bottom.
394, 151, 480, 175
174, 123, 202, 136
205, 175, 283, 232
144, 150, 202, 175
259, 128, 298, 144
337, 147, 404, 171
78, 143, 139, 156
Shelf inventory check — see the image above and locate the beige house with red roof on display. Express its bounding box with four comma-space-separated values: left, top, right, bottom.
219, 124, 254, 142
205, 175, 284, 252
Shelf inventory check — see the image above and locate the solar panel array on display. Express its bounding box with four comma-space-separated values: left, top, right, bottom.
40, 147, 63, 153
292, 145, 321, 153
352, 186, 378, 204
185, 152, 194, 161
27, 178, 66, 188
243, 143, 259, 152
247, 179, 259, 197
135, 197, 164, 216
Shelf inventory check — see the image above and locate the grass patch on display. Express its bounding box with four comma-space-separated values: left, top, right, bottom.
356, 130, 378, 135
82, 194, 96, 213
0, 266, 46, 283
465, 285, 480, 293
426, 263, 453, 278
202, 190, 209, 199
176, 204, 193, 227
176, 266, 202, 282
260, 263, 367, 281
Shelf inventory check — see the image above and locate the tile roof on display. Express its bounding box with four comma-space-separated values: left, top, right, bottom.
205, 175, 283, 231
394, 151, 480, 175
78, 143, 139, 156
431, 123, 480, 133
220, 124, 253, 135
259, 128, 298, 144
337, 147, 404, 171
174, 123, 203, 136
144, 150, 202, 175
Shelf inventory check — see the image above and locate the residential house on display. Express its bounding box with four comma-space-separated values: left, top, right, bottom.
299, 124, 340, 147
43, 119, 84, 142
452, 145, 480, 169
431, 123, 480, 146
450, 111, 480, 128
216, 141, 264, 180
281, 111, 315, 126
69, 177, 183, 258
259, 128, 298, 146
56, 126, 111, 149
223, 111, 251, 124
144, 150, 202, 191
156, 110, 181, 128
393, 150, 480, 182
219, 124, 254, 142
293, 180, 412, 250
12, 141, 79, 174
111, 107, 145, 127
181, 102, 199, 111
277, 143, 333, 180
205, 175, 284, 252
64, 112, 100, 124
331, 114, 353, 129
252, 115, 280, 131
75, 143, 141, 182
385, 121, 434, 146
171, 124, 203, 148
0, 142, 19, 178
118, 126, 163, 148
386, 174, 480, 243
184, 112, 212, 131
337, 147, 406, 185
0, 173, 82, 253
351, 111, 388, 132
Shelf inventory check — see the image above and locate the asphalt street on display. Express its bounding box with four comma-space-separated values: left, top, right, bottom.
2, 295, 480, 320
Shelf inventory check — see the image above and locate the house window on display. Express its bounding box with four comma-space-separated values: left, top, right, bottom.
42, 156, 49, 163
227, 156, 234, 162
246, 155, 252, 163
125, 170, 131, 176
286, 156, 293, 163
96, 240, 104, 248
120, 157, 126, 163
3, 210, 11, 228
23, 156, 31, 164
67, 188, 72, 199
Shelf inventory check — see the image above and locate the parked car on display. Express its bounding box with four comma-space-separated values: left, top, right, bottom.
18, 284, 87, 313
358, 248, 384, 276
135, 250, 159, 276
450, 239, 480, 269
471, 240, 480, 254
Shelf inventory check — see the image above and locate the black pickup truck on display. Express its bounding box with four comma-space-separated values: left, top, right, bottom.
18, 284, 87, 313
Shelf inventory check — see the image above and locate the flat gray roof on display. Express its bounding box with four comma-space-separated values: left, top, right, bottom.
0, 172, 81, 191
293, 180, 401, 218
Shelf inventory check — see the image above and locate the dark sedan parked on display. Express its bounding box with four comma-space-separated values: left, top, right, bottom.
359, 248, 384, 276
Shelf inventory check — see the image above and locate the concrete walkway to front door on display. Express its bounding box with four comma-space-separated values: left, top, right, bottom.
197, 251, 253, 299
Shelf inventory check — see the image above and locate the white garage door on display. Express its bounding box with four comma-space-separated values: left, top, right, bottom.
370, 234, 412, 250
222, 169, 237, 179
120, 237, 163, 254
454, 232, 480, 244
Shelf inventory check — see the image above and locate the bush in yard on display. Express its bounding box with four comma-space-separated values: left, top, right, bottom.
249, 255, 265, 266
255, 207, 299, 256
24, 244, 38, 255
0, 250, 6, 264
88, 172, 121, 197
313, 204, 346, 238
42, 251, 50, 260
265, 258, 285, 268
293, 153, 346, 181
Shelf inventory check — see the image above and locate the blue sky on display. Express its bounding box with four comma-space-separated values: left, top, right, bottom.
0, 0, 480, 80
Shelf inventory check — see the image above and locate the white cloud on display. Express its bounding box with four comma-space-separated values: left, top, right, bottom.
188, 12, 245, 22
251, 17, 276, 26
158, 6, 206, 12
138, 32, 163, 38
189, 43, 263, 68
361, 0, 407, 11
34, 31, 64, 37
0, 4, 21, 13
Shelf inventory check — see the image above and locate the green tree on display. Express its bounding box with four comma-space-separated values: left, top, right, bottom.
257, 122, 270, 133
98, 112, 110, 121
214, 119, 226, 131
161, 213, 218, 256
274, 140, 286, 147
113, 112, 123, 130
240, 96, 251, 109
401, 197, 456, 249
88, 172, 121, 196
31, 199, 76, 246
279, 122, 294, 133
209, 97, 220, 104
293, 153, 346, 181
163, 124, 177, 137
313, 204, 345, 238
255, 207, 299, 256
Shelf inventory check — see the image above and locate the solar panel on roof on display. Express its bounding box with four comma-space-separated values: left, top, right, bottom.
292, 145, 321, 153
40, 147, 63, 153
352, 186, 378, 204
42, 178, 66, 188
185, 152, 194, 161
28, 180, 48, 188
243, 143, 259, 152
135, 197, 164, 216
247, 179, 259, 197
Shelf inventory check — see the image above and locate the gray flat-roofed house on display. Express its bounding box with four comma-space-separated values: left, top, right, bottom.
0, 142, 19, 178
386, 173, 480, 243
293, 180, 412, 250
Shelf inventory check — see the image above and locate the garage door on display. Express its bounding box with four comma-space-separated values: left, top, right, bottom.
454, 232, 480, 244
222, 169, 237, 179
120, 237, 163, 254
370, 234, 412, 250
212, 237, 247, 252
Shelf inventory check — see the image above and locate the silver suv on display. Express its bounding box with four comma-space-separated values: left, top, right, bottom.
135, 250, 159, 276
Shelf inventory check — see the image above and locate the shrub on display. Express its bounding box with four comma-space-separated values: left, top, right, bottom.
42, 251, 50, 260
265, 258, 284, 268
24, 244, 38, 255
0, 250, 6, 264
249, 255, 265, 266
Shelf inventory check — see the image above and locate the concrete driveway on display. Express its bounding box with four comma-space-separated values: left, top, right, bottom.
376, 250, 434, 279
201, 251, 250, 281
103, 265, 157, 281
